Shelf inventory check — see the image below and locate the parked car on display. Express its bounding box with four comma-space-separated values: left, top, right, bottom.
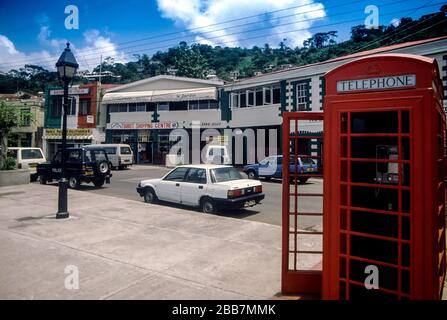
37, 147, 112, 189
204, 145, 231, 165
136, 164, 264, 213
243, 155, 318, 183
86, 144, 133, 169
6, 147, 46, 182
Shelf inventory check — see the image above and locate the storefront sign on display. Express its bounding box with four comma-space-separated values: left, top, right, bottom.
109, 121, 179, 130
44, 128, 92, 137
50, 88, 90, 95
86, 115, 94, 124
337, 74, 416, 92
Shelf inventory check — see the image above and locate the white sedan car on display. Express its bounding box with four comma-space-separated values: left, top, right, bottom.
136, 164, 265, 213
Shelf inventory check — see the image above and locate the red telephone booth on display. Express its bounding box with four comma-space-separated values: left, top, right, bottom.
323, 54, 446, 300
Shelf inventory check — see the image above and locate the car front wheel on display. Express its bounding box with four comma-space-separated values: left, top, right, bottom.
68, 176, 81, 189
144, 188, 157, 204
201, 198, 215, 214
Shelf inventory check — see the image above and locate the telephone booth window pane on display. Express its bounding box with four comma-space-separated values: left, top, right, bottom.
350, 260, 398, 291
402, 190, 410, 213
340, 113, 348, 133
340, 161, 348, 181
401, 110, 410, 133
351, 137, 398, 159
402, 138, 410, 160
351, 111, 398, 133
351, 186, 398, 211
351, 210, 398, 238
350, 235, 398, 264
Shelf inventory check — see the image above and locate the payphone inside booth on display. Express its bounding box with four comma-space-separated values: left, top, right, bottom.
322, 54, 446, 300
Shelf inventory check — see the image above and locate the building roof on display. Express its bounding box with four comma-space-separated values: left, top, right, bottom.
106, 75, 224, 93
225, 35, 447, 88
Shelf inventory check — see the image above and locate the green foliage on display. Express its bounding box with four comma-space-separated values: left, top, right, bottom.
0, 157, 16, 171
0, 100, 21, 130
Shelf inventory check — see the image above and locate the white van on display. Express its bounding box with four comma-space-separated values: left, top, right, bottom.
86, 144, 133, 169
7, 147, 46, 181
204, 145, 231, 165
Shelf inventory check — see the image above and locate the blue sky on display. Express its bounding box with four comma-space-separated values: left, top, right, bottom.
0, 0, 442, 72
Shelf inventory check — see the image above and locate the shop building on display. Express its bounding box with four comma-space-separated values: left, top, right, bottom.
101, 75, 224, 164
43, 82, 114, 159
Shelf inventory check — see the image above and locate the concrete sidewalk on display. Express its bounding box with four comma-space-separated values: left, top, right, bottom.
0, 184, 293, 300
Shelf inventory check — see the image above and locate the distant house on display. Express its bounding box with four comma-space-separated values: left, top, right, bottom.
0, 91, 44, 148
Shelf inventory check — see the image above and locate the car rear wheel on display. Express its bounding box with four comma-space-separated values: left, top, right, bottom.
144, 188, 157, 204
247, 170, 257, 179
68, 176, 81, 189
201, 198, 215, 214
97, 161, 110, 174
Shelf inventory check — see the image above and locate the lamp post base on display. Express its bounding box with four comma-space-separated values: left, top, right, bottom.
56, 179, 69, 219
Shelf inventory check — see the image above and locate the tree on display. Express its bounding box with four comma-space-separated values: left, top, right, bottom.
0, 101, 21, 169
174, 44, 209, 78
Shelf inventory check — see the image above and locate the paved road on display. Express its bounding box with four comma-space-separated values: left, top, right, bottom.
48, 165, 323, 229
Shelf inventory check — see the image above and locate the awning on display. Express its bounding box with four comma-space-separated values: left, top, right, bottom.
102, 87, 217, 104
43, 135, 93, 140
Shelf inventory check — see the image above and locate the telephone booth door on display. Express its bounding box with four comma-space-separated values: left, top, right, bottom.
323, 54, 446, 300
282, 112, 324, 296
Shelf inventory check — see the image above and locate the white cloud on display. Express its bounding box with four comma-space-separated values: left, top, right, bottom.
0, 28, 129, 72
156, 0, 326, 48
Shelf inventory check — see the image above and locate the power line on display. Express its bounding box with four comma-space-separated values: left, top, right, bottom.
1, 0, 433, 70
0, 0, 368, 67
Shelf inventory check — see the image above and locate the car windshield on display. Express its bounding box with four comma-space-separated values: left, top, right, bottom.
211, 167, 243, 183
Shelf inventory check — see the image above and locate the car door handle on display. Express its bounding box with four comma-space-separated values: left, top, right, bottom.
175, 183, 180, 187
198, 185, 203, 189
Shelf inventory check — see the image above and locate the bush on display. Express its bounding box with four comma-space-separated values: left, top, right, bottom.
0, 157, 16, 170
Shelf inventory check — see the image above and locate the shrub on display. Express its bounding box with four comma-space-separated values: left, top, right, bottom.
0, 157, 16, 170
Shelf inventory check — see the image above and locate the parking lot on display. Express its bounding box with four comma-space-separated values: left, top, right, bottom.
33, 164, 323, 230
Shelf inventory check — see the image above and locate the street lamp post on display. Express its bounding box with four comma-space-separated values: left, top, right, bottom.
55, 42, 79, 219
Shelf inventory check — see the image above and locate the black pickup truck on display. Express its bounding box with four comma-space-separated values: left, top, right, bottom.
37, 147, 112, 189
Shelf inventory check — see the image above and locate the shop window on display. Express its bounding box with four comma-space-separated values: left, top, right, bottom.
209, 100, 218, 109
273, 86, 281, 104
146, 103, 156, 112
188, 101, 199, 110
109, 104, 119, 113
170, 101, 188, 111
79, 99, 91, 116
136, 103, 146, 112
67, 97, 76, 115
231, 92, 239, 108
118, 104, 128, 112
50, 97, 62, 117
240, 92, 247, 108
264, 87, 272, 104
247, 90, 254, 107
128, 103, 137, 112
255, 89, 263, 106
199, 100, 209, 110
157, 102, 169, 111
